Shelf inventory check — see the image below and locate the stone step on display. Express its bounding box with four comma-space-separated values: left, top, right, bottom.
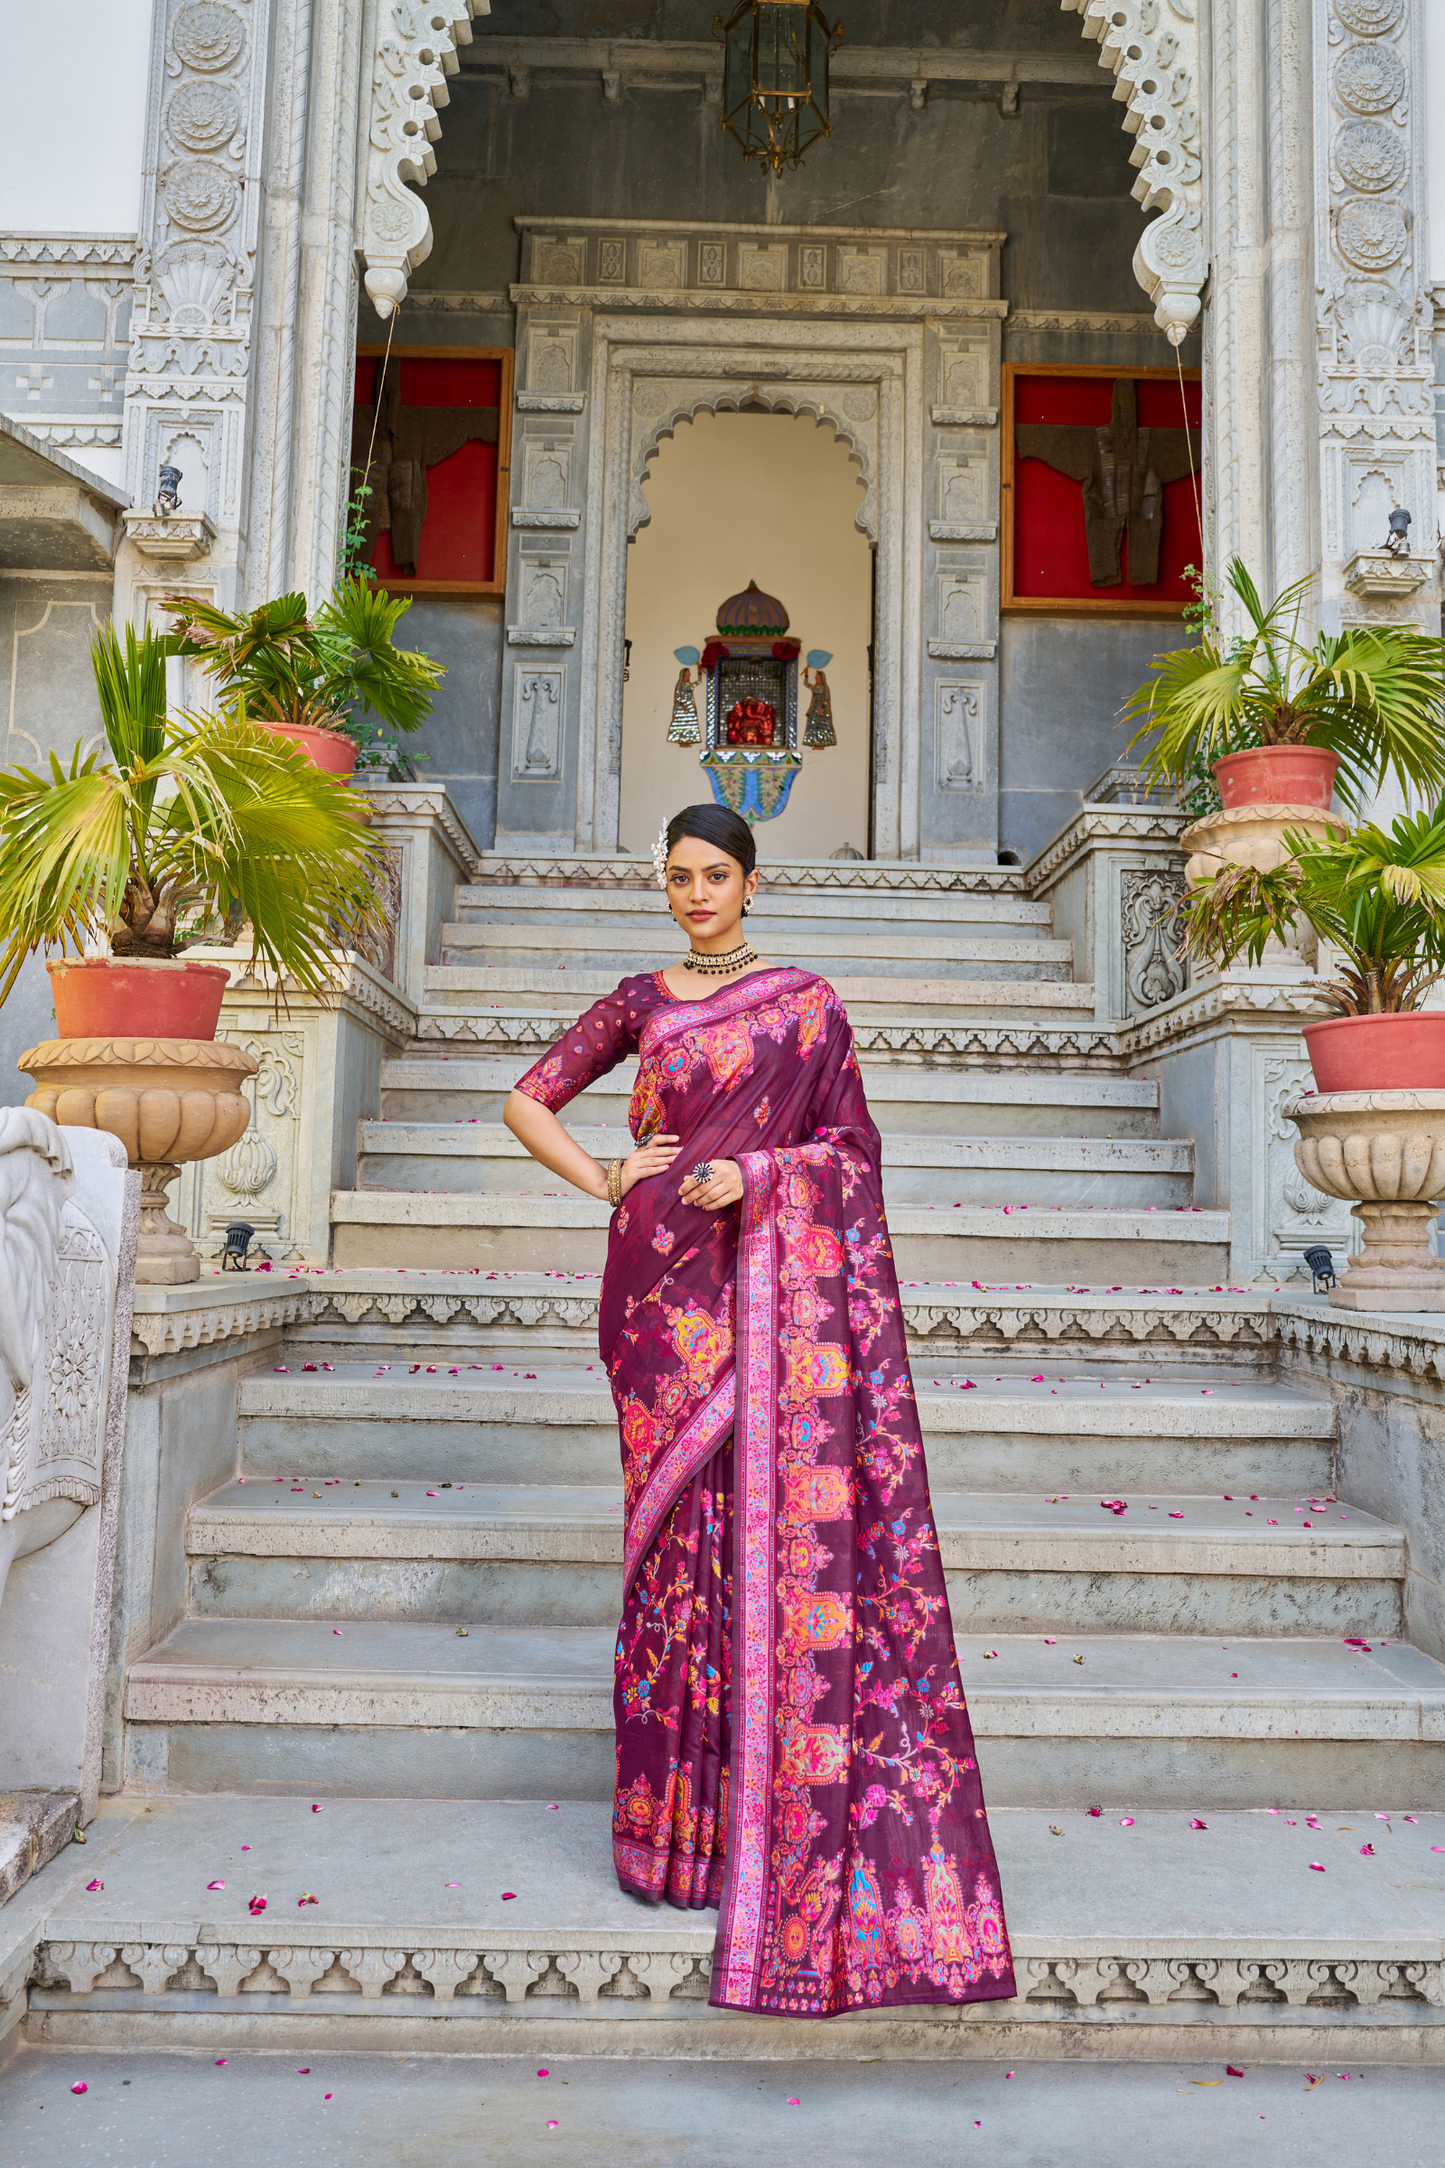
329, 1191, 1228, 1277
454, 880, 1054, 930
419, 968, 1099, 1025
439, 921, 1075, 982
121, 1621, 1445, 1805
379, 1057, 1161, 1136
465, 852, 1033, 898
355, 1124, 1194, 1208
187, 1483, 1402, 1639
24, 1794, 1445, 2060
236, 1366, 1333, 1493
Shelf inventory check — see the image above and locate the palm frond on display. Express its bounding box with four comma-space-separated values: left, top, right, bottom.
1122, 555, 1445, 805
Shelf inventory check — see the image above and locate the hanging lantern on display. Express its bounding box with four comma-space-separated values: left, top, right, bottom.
713, 0, 843, 175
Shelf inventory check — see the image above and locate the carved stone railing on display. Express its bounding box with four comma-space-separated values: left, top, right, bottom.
0, 1109, 138, 1897
174, 785, 482, 1265
1024, 796, 1191, 1024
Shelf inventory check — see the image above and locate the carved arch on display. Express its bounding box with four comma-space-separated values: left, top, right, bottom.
630, 393, 875, 543
1062, 0, 1205, 343
361, 0, 484, 318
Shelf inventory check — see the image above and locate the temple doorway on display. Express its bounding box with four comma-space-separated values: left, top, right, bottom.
618, 408, 872, 861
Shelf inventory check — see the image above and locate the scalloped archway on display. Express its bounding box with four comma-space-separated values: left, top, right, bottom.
571, 316, 924, 860
1062, 0, 1206, 344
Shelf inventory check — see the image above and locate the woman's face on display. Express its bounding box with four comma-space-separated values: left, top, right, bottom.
664, 834, 759, 947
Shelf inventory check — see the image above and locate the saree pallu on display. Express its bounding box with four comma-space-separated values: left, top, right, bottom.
516, 967, 1015, 2017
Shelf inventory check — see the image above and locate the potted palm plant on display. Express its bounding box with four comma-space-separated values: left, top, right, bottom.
1123, 558, 1445, 885
164, 576, 444, 778
0, 621, 388, 1038
1178, 799, 1445, 1089
0, 622, 390, 1282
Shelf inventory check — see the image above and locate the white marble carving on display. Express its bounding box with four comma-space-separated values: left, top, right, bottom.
513, 669, 565, 781
1062, 0, 1205, 342
0, 1113, 138, 1818
360, 0, 481, 317
935, 682, 984, 791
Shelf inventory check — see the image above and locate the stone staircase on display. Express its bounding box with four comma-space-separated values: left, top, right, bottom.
331, 862, 1228, 1281
16, 856, 1445, 2060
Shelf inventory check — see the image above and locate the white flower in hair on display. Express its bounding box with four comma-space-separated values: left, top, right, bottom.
652, 825, 669, 891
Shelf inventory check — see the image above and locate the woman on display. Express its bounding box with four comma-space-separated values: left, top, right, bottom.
504, 804, 1014, 2018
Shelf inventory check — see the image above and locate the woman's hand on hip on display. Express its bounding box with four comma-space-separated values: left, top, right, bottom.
679, 1158, 744, 1211
619, 1134, 680, 1198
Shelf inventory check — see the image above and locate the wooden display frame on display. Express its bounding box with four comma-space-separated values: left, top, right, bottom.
1000, 360, 1202, 618
354, 344, 513, 597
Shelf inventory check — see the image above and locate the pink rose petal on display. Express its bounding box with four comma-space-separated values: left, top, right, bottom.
85, 1879, 103, 1891
71, 2082, 87, 2094
215, 2058, 227, 2066
1309, 1862, 1325, 1872
206, 1880, 225, 1890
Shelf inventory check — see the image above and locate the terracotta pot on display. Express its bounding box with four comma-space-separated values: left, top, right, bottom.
1303, 1012, 1445, 1093
47, 957, 231, 1040
263, 721, 358, 776
1214, 745, 1340, 811
18, 1035, 258, 1285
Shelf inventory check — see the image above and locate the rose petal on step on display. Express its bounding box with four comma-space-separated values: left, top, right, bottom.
1226, 2067, 1245, 2077
297, 2068, 310, 2075
206, 1880, 225, 1890
71, 2082, 87, 2094
537, 2068, 549, 2077
1309, 1862, 1325, 1871
85, 1879, 102, 1891
503, 1892, 517, 1900
298, 1893, 318, 1905
215, 2058, 226, 2065
1190, 1819, 1208, 1830
1120, 1818, 1134, 1827
1361, 1844, 1376, 1855
249, 1896, 267, 1914
787, 2098, 800, 2107
312, 1804, 322, 1813
547, 2120, 559, 2129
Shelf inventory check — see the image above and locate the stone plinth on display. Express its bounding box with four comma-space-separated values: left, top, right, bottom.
1283, 1089, 1445, 1312
19, 1038, 257, 1284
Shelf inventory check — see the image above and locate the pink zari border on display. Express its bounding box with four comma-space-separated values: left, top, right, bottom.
622, 1371, 737, 1594
710, 1148, 778, 2009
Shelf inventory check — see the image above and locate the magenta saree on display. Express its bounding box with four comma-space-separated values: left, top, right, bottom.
515, 967, 1014, 2017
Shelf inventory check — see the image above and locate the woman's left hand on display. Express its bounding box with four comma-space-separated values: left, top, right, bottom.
679, 1158, 744, 1212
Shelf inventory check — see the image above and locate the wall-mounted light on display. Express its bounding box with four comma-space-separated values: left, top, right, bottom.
1384, 507, 1412, 557
713, 0, 843, 175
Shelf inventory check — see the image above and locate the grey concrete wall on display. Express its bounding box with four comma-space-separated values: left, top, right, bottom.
104, 1333, 273, 1792
394, 598, 505, 851
998, 616, 1170, 862
0, 573, 111, 1103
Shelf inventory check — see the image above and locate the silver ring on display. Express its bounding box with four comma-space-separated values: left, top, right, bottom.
690, 1161, 714, 1185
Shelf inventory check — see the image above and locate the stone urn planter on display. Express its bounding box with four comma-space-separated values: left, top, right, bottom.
1181, 745, 1347, 889
1282, 1089, 1445, 1311
18, 1036, 258, 1284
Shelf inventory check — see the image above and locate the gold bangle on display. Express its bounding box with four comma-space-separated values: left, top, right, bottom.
606, 1158, 623, 1209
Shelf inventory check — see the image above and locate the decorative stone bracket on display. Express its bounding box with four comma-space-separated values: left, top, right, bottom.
1062, 0, 1205, 343
361, 0, 485, 318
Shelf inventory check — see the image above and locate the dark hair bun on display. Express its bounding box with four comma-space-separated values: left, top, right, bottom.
664, 803, 757, 876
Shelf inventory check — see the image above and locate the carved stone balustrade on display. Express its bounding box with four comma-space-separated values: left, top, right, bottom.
0, 1108, 137, 1891
1282, 1089, 1445, 1312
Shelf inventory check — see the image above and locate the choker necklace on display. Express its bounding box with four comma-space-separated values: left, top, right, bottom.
683, 938, 759, 976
